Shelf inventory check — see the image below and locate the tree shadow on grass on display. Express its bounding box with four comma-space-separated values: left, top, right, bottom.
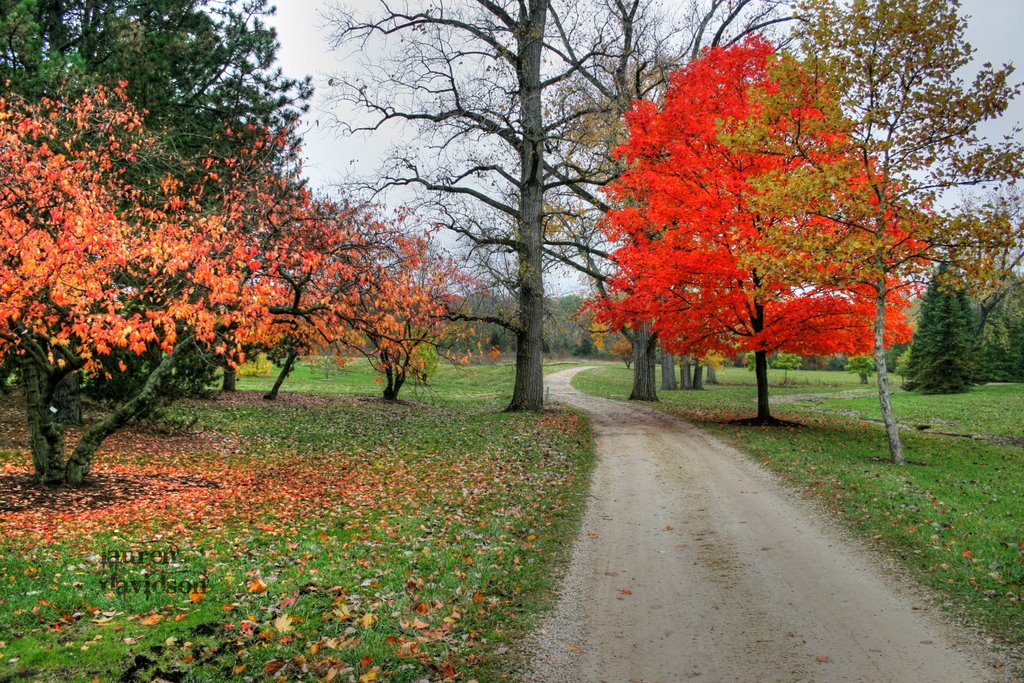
725, 416, 805, 428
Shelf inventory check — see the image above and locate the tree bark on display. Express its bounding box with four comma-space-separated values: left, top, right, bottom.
53, 371, 82, 425
754, 350, 771, 421
680, 356, 693, 389
706, 364, 718, 385
222, 366, 237, 392
873, 279, 906, 464
23, 358, 66, 486
661, 351, 677, 390
629, 322, 658, 401
264, 349, 298, 401
507, 0, 549, 413
692, 359, 704, 390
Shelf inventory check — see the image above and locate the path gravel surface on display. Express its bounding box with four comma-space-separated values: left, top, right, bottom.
526, 367, 1013, 683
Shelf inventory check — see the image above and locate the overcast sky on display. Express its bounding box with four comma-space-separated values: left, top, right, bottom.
271, 0, 1024, 191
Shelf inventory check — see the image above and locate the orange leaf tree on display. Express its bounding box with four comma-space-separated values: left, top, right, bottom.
0, 87, 274, 485
339, 232, 468, 401
597, 38, 910, 424
240, 189, 390, 401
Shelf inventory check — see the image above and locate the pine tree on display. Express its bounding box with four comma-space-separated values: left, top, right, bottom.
904, 265, 978, 393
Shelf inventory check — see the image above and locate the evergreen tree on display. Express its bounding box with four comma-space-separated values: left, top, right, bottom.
977, 281, 1024, 382
0, 0, 310, 168
904, 265, 978, 393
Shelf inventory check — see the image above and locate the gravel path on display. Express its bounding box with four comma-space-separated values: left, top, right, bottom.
525, 367, 1014, 683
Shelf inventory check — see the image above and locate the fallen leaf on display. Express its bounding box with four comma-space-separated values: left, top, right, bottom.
273, 614, 294, 634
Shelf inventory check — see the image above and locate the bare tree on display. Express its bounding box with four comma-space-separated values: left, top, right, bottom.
325, 0, 562, 411
324, 0, 791, 408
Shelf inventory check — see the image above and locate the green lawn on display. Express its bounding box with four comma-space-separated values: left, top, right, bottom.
234, 356, 586, 406
572, 365, 1024, 646
0, 360, 595, 682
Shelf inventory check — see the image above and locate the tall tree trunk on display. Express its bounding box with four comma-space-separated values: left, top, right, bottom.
629, 322, 658, 401
53, 371, 82, 425
507, 1, 548, 413
873, 279, 906, 464
65, 341, 192, 485
264, 349, 298, 401
23, 359, 66, 486
692, 359, 704, 390
754, 350, 771, 421
752, 298, 771, 421
222, 366, 237, 392
680, 356, 693, 389
661, 351, 677, 390
706, 364, 718, 384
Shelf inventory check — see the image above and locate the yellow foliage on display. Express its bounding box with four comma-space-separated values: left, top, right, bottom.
701, 351, 725, 371
238, 352, 273, 377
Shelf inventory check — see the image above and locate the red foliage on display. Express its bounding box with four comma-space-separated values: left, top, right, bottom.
597, 38, 910, 360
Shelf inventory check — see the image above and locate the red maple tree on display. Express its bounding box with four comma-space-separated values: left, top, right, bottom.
597, 38, 910, 422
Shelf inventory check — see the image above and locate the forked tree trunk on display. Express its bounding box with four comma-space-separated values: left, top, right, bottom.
873, 278, 906, 464
382, 366, 407, 401
264, 350, 298, 401
629, 322, 658, 401
680, 356, 693, 389
661, 352, 677, 390
24, 340, 191, 486
692, 359, 704, 390
64, 342, 189, 485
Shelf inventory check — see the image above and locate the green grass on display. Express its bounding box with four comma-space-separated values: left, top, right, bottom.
234, 356, 587, 407
0, 360, 595, 682
812, 383, 1024, 438
572, 365, 1024, 646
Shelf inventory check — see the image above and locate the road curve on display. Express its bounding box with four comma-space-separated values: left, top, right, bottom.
526, 367, 1000, 683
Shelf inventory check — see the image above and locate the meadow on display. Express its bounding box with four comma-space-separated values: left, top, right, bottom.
0, 360, 593, 682
573, 364, 1024, 646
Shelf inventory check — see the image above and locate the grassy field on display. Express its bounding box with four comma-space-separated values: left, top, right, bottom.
230, 356, 586, 406
573, 365, 1024, 646
0, 359, 594, 682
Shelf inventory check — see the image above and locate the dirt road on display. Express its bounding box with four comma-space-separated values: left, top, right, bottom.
527, 367, 1004, 683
